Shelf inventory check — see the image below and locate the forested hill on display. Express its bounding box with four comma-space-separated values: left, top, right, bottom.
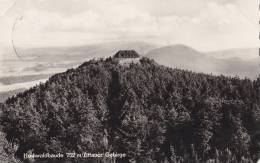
1, 57, 260, 163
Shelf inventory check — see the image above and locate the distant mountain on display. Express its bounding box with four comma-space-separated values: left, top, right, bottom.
146, 44, 204, 60
145, 44, 214, 73
207, 48, 259, 61
1, 57, 259, 162
146, 45, 259, 79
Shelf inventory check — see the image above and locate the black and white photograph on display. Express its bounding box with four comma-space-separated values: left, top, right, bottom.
0, 0, 259, 162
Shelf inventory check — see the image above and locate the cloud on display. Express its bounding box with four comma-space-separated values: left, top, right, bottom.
24, 0, 242, 17
0, 0, 258, 52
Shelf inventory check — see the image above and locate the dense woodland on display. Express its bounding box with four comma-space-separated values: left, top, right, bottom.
0, 57, 259, 163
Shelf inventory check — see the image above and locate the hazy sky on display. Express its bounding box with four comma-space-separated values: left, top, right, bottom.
0, 0, 258, 59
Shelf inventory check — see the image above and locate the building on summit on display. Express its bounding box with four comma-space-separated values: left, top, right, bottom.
113, 50, 140, 59
113, 50, 141, 65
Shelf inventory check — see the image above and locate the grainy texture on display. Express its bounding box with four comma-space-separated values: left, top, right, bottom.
0, 58, 259, 163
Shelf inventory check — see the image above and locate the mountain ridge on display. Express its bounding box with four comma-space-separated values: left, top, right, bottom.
146, 44, 259, 79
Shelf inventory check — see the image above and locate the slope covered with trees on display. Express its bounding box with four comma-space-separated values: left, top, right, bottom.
0, 57, 260, 163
